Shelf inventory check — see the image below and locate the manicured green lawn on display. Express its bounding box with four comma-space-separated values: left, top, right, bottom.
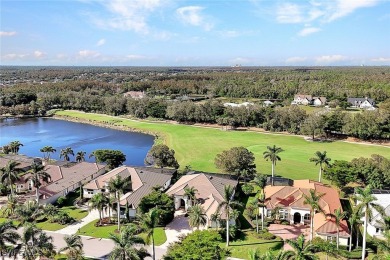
35, 206, 88, 231
222, 230, 283, 259
0, 217, 20, 226
55, 110, 390, 181
77, 219, 167, 245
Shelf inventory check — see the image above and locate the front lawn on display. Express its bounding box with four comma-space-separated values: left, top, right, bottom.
222, 230, 283, 259
77, 220, 167, 245
56, 110, 390, 181
36, 206, 88, 231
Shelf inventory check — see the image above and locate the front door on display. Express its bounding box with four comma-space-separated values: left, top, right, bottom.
293, 212, 301, 224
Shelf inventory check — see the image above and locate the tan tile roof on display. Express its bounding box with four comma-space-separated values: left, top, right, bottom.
166, 173, 237, 220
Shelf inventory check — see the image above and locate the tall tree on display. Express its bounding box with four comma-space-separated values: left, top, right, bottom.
89, 192, 109, 225
250, 173, 267, 232
0, 221, 20, 260
75, 151, 86, 162
92, 149, 126, 169
188, 204, 207, 230
303, 189, 325, 241
108, 175, 131, 231
0, 160, 22, 197
348, 206, 363, 252
184, 186, 198, 208
39, 146, 56, 162
310, 151, 331, 183
263, 145, 284, 186
59, 234, 84, 260
327, 208, 347, 249
14, 223, 55, 260
109, 225, 149, 260
138, 209, 159, 260
285, 234, 318, 260
9, 141, 23, 154
60, 147, 74, 161
215, 146, 256, 179
217, 185, 242, 247
355, 185, 385, 260
26, 163, 50, 204
146, 144, 179, 169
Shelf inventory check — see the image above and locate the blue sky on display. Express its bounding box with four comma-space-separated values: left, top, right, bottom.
1, 0, 390, 66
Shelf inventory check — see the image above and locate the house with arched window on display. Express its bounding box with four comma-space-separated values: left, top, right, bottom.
263, 179, 350, 245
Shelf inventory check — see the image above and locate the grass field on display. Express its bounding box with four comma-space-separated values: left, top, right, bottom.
77, 220, 167, 246
55, 110, 390, 181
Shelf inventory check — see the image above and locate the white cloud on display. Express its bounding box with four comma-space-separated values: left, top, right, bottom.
371, 57, 390, 62
0, 31, 17, 37
176, 6, 214, 31
218, 30, 255, 38
327, 0, 379, 22
298, 27, 321, 36
96, 38, 106, 46
315, 55, 348, 64
34, 50, 46, 58
89, 0, 167, 34
286, 56, 308, 63
126, 54, 148, 60
78, 50, 100, 58
2, 53, 29, 60
276, 3, 304, 23
229, 57, 251, 65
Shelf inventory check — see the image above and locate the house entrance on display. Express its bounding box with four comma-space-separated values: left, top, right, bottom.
293, 212, 301, 224
180, 199, 185, 208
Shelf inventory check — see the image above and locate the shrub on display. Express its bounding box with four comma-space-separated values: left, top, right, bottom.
241, 184, 254, 195
256, 230, 276, 240
56, 196, 66, 206
51, 211, 75, 225
280, 220, 290, 225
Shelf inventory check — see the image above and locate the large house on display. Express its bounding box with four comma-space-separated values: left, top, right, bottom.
166, 173, 238, 228
347, 97, 376, 110
364, 189, 390, 239
83, 166, 175, 218
263, 179, 350, 245
291, 95, 327, 106
16, 161, 107, 204
223, 102, 254, 108
0, 154, 42, 172
123, 91, 146, 99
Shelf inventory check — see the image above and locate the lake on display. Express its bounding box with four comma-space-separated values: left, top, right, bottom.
0, 117, 155, 166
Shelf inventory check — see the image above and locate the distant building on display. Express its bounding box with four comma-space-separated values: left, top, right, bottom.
313, 97, 327, 106
123, 91, 146, 99
291, 95, 313, 105
347, 97, 376, 110
223, 102, 254, 108
263, 100, 274, 107
0, 154, 42, 171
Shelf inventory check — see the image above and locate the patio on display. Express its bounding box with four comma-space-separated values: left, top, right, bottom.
268, 224, 310, 250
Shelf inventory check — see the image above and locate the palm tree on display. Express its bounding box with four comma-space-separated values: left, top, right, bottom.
13, 223, 55, 260
355, 185, 385, 260
251, 173, 267, 232
183, 186, 198, 208
348, 206, 363, 252
0, 195, 18, 218
210, 212, 221, 230
39, 146, 56, 162
309, 151, 331, 183
0, 160, 22, 197
60, 147, 74, 161
217, 185, 242, 247
138, 208, 159, 260
258, 249, 294, 260
59, 234, 84, 260
9, 141, 23, 154
108, 175, 131, 231
26, 163, 50, 204
15, 200, 43, 225
303, 189, 325, 241
188, 204, 207, 230
285, 234, 318, 260
109, 225, 150, 260
263, 145, 284, 186
75, 151, 86, 162
89, 192, 109, 225
0, 221, 20, 260
327, 208, 347, 249
319, 240, 338, 260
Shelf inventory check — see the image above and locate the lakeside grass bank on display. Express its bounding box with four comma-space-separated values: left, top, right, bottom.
54, 110, 390, 181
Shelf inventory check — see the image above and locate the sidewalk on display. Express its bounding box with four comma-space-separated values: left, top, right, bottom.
55, 209, 100, 235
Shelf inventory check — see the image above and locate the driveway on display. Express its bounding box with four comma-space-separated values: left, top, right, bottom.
268, 224, 310, 250
159, 210, 193, 249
